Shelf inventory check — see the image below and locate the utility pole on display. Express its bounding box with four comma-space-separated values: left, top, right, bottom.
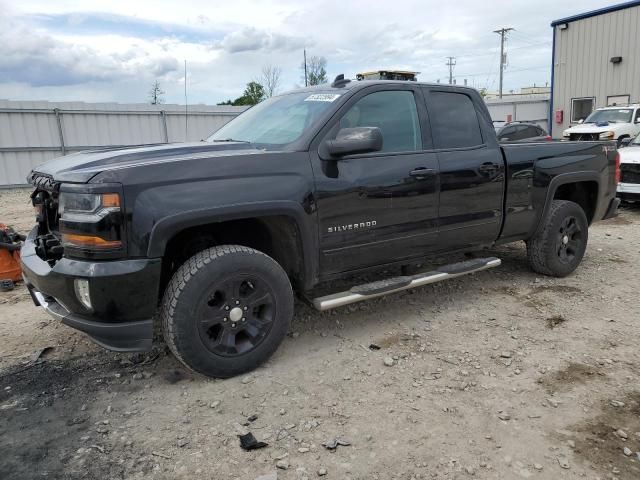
446, 56, 456, 85
493, 27, 513, 99
303, 49, 308, 87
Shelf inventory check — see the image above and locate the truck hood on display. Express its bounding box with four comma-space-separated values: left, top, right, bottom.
619, 145, 640, 164
30, 142, 265, 183
565, 123, 625, 134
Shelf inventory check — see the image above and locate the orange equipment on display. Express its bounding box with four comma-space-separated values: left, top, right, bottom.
0, 224, 24, 283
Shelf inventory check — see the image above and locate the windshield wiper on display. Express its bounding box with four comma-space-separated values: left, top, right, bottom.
212, 138, 251, 143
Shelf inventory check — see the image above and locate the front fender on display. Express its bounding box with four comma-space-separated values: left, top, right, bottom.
146, 200, 318, 288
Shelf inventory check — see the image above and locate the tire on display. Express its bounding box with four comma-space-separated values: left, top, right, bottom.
526, 200, 588, 277
160, 245, 293, 378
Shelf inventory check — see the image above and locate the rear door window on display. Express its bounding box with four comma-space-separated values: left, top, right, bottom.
426, 91, 483, 149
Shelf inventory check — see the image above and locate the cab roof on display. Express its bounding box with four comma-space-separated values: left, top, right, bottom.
289, 79, 477, 94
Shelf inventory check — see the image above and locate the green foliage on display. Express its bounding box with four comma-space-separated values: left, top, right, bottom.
219, 81, 266, 106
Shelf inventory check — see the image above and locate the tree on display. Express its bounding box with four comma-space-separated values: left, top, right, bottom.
261, 65, 282, 97
235, 81, 265, 105
220, 82, 265, 106
301, 55, 327, 86
148, 81, 165, 105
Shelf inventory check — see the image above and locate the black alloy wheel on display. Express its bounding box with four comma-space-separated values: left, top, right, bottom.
556, 215, 583, 264
198, 275, 275, 357
161, 245, 293, 378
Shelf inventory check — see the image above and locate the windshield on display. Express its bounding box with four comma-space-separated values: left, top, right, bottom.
207, 92, 342, 146
584, 108, 632, 124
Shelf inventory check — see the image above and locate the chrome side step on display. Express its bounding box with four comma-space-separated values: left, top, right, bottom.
312, 257, 501, 311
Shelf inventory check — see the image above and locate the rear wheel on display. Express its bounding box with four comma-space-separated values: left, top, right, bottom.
526, 200, 588, 277
160, 245, 293, 378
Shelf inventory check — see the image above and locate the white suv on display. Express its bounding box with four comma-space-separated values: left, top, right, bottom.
618, 133, 640, 202
563, 104, 640, 145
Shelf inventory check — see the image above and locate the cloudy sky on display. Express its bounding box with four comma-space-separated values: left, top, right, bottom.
0, 0, 624, 105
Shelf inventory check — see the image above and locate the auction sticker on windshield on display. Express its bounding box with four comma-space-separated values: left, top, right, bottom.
304, 94, 341, 102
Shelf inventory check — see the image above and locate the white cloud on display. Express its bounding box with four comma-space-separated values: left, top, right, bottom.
213, 27, 307, 53
0, 0, 628, 103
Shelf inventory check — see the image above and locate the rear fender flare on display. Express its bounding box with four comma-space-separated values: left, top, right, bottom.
531, 171, 601, 238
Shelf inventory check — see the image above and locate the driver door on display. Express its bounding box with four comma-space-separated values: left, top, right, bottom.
309, 85, 440, 276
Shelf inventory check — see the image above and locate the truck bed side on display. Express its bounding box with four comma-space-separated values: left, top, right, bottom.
498, 141, 617, 243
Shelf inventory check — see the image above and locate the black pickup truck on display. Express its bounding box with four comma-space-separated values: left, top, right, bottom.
22, 77, 621, 378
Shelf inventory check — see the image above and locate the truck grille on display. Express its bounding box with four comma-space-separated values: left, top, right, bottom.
27, 171, 57, 191
28, 172, 63, 263
621, 164, 640, 184
569, 133, 599, 141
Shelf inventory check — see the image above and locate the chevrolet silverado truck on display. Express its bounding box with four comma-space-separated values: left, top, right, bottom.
22, 77, 621, 378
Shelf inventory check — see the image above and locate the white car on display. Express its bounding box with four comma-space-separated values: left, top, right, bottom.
617, 134, 640, 202
563, 105, 640, 145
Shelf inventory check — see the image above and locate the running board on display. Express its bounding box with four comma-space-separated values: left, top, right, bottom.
312, 257, 501, 311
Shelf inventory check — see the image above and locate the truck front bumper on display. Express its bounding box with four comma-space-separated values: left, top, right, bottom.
617, 182, 640, 202
20, 227, 161, 352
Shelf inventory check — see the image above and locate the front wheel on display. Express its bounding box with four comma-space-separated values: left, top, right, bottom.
160, 245, 293, 378
526, 200, 588, 277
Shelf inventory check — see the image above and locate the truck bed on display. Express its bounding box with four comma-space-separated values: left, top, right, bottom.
498, 140, 618, 243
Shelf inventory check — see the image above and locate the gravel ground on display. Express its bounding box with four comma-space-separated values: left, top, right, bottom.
1, 187, 639, 480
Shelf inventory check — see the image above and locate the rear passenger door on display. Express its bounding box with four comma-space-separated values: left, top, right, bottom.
422, 88, 505, 250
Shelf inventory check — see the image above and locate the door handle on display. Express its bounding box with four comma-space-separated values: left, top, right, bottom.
478, 163, 500, 172
409, 167, 436, 178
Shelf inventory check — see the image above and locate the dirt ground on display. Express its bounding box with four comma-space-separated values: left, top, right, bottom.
1, 187, 639, 480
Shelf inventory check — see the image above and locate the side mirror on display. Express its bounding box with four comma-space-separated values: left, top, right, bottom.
500, 137, 510, 141
323, 127, 383, 158
620, 137, 633, 147
578, 119, 584, 124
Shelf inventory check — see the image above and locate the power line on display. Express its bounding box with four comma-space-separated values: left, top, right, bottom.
455, 65, 550, 78
493, 27, 514, 98
446, 56, 456, 84
509, 30, 548, 46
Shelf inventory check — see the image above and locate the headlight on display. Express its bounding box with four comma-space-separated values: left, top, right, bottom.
562, 130, 570, 138
58, 193, 102, 215
58, 190, 124, 252
599, 131, 615, 139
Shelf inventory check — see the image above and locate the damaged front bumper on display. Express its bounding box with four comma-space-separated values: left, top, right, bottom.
21, 227, 161, 352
